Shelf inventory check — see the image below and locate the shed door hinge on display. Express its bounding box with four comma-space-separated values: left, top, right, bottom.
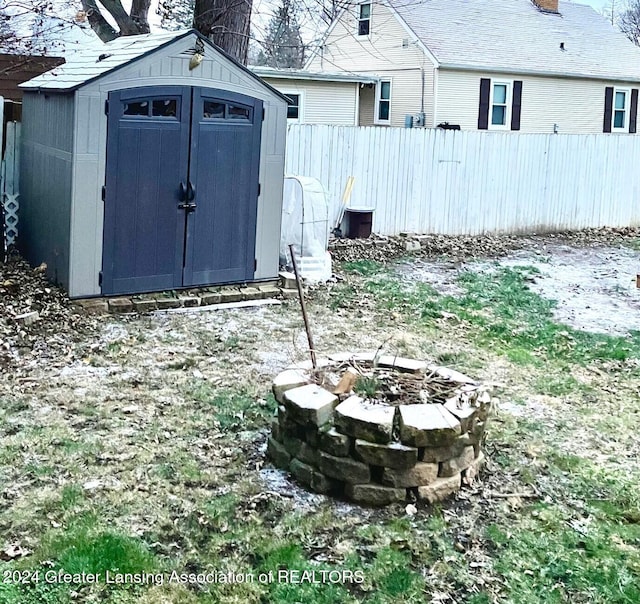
257, 183, 261, 197
262, 107, 265, 121
254, 258, 257, 272
101, 185, 106, 201
104, 100, 109, 115
98, 271, 103, 286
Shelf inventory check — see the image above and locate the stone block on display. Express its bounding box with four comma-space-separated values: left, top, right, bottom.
297, 442, 318, 466
133, 299, 157, 313
15, 311, 39, 325
399, 404, 461, 447
278, 406, 304, 436
272, 369, 310, 403
421, 437, 467, 463
305, 427, 320, 447
282, 434, 304, 458
328, 351, 377, 364
290, 459, 314, 486
267, 436, 291, 469
377, 355, 427, 374
219, 289, 243, 303
279, 288, 299, 299
310, 472, 342, 495
286, 358, 331, 371
257, 284, 281, 298
156, 297, 181, 309
201, 292, 222, 306
270, 418, 281, 442
319, 428, 351, 457
382, 462, 438, 488
444, 399, 479, 432
417, 473, 461, 504
345, 484, 406, 506
78, 299, 108, 314
240, 287, 262, 301
334, 396, 395, 444
354, 440, 418, 469
439, 446, 475, 477
404, 240, 421, 252
179, 296, 200, 307
284, 384, 338, 427
278, 271, 297, 289
463, 452, 486, 486
108, 297, 134, 313
318, 451, 370, 484
427, 365, 478, 385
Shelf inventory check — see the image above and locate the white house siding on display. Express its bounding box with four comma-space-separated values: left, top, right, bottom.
306, 1, 436, 128
437, 68, 640, 134
259, 77, 358, 125
66, 34, 287, 296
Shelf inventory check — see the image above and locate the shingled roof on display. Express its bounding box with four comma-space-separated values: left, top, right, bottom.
392, 0, 640, 82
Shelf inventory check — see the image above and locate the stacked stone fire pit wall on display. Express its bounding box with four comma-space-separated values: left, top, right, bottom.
267, 354, 491, 506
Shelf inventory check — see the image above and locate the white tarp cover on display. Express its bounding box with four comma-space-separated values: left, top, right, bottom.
280, 176, 332, 282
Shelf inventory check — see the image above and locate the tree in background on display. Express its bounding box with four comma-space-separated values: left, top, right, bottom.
619, 0, 640, 45
255, 0, 305, 68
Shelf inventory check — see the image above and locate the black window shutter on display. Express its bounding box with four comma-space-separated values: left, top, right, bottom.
478, 78, 491, 130
630, 89, 638, 134
603, 86, 614, 133
511, 80, 523, 131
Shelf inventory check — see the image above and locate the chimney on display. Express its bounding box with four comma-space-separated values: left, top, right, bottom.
533, 0, 559, 13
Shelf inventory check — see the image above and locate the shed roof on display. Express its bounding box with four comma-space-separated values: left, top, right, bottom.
20, 30, 287, 99
391, 0, 640, 82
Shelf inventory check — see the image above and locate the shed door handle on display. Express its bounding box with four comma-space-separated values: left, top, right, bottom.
187, 181, 196, 203
179, 182, 187, 201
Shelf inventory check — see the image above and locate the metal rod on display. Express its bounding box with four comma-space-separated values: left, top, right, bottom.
288, 244, 317, 370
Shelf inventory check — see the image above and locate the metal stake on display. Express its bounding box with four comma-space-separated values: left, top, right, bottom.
288, 244, 317, 370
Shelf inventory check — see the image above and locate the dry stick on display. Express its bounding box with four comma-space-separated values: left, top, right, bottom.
288, 244, 317, 370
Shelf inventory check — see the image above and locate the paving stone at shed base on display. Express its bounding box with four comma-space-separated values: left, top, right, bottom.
78, 299, 108, 314
335, 396, 395, 444
267, 437, 291, 469
200, 292, 222, 305
272, 369, 310, 403
417, 473, 462, 504
382, 462, 438, 488
319, 428, 351, 457
179, 296, 200, 307
219, 289, 243, 303
439, 446, 475, 477
133, 299, 157, 313
345, 484, 406, 506
156, 297, 181, 309
290, 459, 314, 486
399, 404, 461, 447
310, 472, 343, 495
355, 440, 417, 469
318, 451, 370, 484
108, 297, 133, 313
284, 384, 338, 426
257, 284, 281, 298
240, 287, 262, 301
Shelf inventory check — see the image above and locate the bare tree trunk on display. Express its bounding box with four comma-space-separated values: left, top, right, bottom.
193, 0, 253, 64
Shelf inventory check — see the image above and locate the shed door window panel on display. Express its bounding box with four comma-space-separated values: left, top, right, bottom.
358, 3, 371, 36
123, 97, 179, 118
377, 81, 391, 123
203, 100, 252, 121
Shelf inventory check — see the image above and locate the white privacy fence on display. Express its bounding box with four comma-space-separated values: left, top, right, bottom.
285, 124, 640, 236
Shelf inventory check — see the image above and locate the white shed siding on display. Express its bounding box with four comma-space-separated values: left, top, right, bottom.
66, 33, 286, 296
437, 69, 640, 134
307, 1, 436, 128
261, 77, 358, 125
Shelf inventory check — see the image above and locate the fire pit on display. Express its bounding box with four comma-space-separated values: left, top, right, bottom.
267, 353, 492, 506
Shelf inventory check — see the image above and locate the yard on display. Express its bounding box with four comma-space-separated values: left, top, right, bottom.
1, 230, 639, 604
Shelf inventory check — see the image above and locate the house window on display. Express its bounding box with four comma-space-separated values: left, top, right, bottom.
613, 88, 629, 130
376, 80, 391, 123
358, 3, 371, 36
286, 94, 300, 120
490, 82, 511, 128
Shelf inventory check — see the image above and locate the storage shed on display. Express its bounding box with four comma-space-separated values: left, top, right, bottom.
19, 30, 288, 298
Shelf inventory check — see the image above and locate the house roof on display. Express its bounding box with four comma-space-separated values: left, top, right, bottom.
250, 66, 379, 84
20, 30, 288, 100
392, 0, 640, 82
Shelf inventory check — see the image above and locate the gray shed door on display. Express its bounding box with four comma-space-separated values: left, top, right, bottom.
102, 86, 262, 295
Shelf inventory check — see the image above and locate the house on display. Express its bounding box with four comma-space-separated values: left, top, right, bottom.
19, 30, 288, 298
250, 66, 378, 125
305, 0, 640, 134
